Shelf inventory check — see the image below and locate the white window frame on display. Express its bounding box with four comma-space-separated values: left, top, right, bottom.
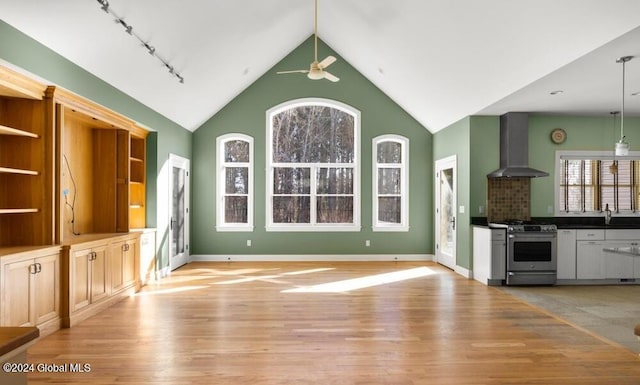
555, 150, 640, 217
266, 98, 361, 232
372, 135, 409, 231
216, 133, 254, 232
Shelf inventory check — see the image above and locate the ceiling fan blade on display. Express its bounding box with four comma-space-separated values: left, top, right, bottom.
323, 71, 339, 82
277, 70, 309, 74
318, 56, 336, 69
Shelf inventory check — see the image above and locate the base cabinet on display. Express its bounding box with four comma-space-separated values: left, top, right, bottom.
0, 246, 61, 337
576, 241, 605, 279
62, 233, 140, 327
68, 244, 108, 314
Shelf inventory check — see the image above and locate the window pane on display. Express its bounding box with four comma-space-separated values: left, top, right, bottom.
225, 167, 248, 194
272, 105, 354, 163
273, 196, 310, 223
378, 168, 401, 194
225, 196, 247, 223
225, 140, 249, 162
273, 168, 310, 194
317, 197, 354, 223
377, 141, 402, 163
316, 168, 353, 194
378, 197, 401, 224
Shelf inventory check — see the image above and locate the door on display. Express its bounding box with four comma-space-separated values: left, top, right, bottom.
33, 253, 60, 325
169, 154, 190, 270
435, 156, 456, 270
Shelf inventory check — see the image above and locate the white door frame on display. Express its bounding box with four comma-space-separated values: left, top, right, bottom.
435, 155, 457, 270
168, 154, 190, 271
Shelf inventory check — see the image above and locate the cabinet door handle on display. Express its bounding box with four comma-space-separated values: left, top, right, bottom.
29, 263, 37, 275
122, 243, 130, 252
36, 263, 42, 273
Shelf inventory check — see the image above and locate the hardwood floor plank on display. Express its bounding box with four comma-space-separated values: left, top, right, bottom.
26, 262, 640, 384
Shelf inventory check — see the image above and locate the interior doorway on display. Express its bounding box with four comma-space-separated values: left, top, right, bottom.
435, 155, 456, 270
168, 154, 190, 270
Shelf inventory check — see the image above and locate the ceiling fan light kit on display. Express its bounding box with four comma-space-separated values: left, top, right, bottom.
277, 0, 339, 82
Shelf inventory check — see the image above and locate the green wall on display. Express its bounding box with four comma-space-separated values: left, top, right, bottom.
529, 115, 640, 216
192, 36, 433, 257
433, 117, 472, 269
0, 21, 192, 270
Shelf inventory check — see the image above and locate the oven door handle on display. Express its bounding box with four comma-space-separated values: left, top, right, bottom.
508, 271, 556, 276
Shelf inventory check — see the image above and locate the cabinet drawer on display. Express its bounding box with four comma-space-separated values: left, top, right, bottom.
576, 229, 604, 240
604, 229, 640, 241
491, 229, 506, 241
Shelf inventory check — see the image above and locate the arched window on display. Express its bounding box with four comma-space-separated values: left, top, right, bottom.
373, 135, 409, 231
266, 98, 360, 231
216, 134, 253, 231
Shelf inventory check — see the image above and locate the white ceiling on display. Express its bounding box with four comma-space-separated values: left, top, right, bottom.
1, 0, 639, 133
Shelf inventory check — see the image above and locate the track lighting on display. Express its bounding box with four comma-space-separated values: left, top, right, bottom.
95, 0, 184, 83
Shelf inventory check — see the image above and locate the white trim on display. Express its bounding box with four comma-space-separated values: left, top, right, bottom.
372, 134, 409, 232
265, 98, 361, 232
216, 133, 254, 231
454, 265, 472, 279
434, 155, 457, 270
191, 254, 433, 262
168, 153, 190, 270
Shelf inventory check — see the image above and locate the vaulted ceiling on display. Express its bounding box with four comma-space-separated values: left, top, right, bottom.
1, 0, 639, 133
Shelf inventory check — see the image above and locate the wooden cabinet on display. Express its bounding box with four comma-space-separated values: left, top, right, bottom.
129, 132, 147, 229
0, 246, 61, 337
0, 67, 54, 246
54, 88, 148, 243
62, 233, 140, 327
68, 243, 108, 314
109, 235, 138, 294
557, 229, 577, 279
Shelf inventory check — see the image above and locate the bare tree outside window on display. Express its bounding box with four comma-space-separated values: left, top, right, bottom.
217, 135, 253, 230
373, 136, 408, 231
269, 103, 357, 227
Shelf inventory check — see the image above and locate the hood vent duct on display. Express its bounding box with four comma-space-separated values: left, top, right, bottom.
487, 112, 549, 178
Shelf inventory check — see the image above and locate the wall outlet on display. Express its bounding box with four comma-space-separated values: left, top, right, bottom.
478, 205, 485, 214
459, 205, 465, 214
365, 240, 370, 247
547, 205, 554, 214
246, 239, 252, 247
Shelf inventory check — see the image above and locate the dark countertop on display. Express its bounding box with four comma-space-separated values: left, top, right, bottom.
471, 216, 640, 229
0, 326, 39, 357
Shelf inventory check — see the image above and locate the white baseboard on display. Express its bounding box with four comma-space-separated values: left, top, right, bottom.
189, 254, 434, 262
454, 265, 472, 279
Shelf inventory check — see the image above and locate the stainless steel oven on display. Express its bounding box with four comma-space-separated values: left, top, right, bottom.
506, 224, 557, 285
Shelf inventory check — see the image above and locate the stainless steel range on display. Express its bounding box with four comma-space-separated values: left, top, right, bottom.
489, 221, 557, 285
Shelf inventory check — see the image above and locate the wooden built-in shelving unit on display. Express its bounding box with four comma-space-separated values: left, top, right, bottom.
0, 64, 151, 336
0, 67, 53, 247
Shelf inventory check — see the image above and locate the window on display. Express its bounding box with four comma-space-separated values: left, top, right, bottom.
216, 134, 253, 231
556, 151, 640, 215
373, 135, 409, 231
266, 99, 360, 231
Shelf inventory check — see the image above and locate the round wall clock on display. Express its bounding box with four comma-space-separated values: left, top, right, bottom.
550, 128, 566, 144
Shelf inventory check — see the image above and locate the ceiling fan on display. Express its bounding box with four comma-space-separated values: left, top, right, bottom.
277, 0, 339, 82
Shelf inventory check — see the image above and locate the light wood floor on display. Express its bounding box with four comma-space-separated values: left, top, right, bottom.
27, 262, 640, 384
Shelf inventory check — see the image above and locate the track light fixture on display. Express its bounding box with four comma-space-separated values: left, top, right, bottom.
95, 0, 184, 83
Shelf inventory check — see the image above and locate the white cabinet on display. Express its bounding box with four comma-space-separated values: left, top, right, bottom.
576, 241, 605, 279
472, 226, 505, 285
602, 242, 635, 279
603, 230, 639, 279
557, 229, 576, 279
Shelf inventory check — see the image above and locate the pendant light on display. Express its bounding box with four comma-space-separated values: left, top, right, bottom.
610, 111, 619, 174
614, 56, 633, 156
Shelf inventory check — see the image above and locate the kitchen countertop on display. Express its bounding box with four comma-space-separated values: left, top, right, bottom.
471, 217, 640, 229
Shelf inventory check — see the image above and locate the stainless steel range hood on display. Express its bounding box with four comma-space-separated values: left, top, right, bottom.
487, 112, 549, 178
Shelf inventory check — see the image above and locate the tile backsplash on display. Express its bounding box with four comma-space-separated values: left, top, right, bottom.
487, 178, 531, 222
